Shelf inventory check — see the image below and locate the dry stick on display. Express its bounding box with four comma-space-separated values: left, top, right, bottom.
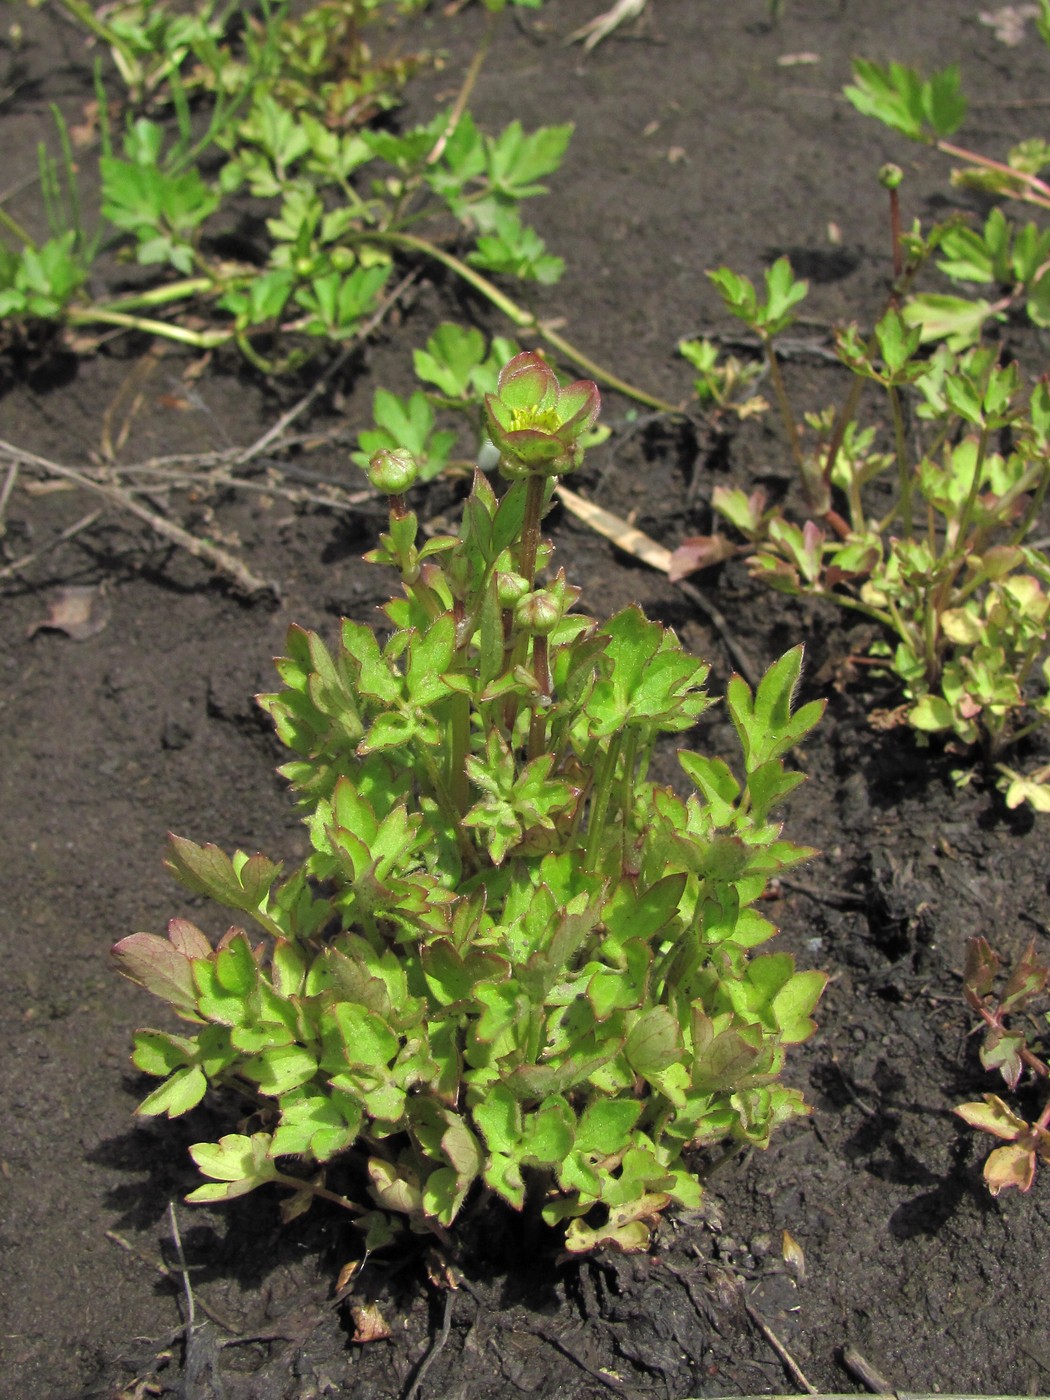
105, 1230, 242, 1334
744, 1300, 817, 1395
841, 1345, 896, 1394
0, 508, 103, 580
531, 1323, 628, 1394
0, 458, 18, 532
401, 1289, 455, 1400
0, 440, 273, 595
1, 267, 415, 591
232, 267, 422, 471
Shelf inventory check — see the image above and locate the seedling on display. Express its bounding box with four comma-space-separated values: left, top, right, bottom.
843, 30, 1050, 346
113, 352, 825, 1255
956, 936, 1050, 1194
0, 0, 673, 412
677, 215, 1050, 807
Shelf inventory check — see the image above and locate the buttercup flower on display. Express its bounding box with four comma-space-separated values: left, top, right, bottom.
484, 351, 600, 478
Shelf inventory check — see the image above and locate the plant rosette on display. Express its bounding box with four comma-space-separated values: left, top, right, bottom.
113, 356, 826, 1257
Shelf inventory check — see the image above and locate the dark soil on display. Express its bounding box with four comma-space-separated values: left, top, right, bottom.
4, 2, 1050, 1397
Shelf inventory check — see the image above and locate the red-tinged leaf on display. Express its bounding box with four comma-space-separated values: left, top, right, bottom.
979, 1025, 1025, 1090
166, 918, 212, 960
962, 936, 999, 1001
984, 1141, 1036, 1195
954, 1094, 1027, 1140
111, 931, 202, 1018
1002, 938, 1049, 1010
166, 833, 241, 901
667, 534, 738, 582
625, 1006, 683, 1076
349, 1302, 391, 1344
557, 379, 601, 433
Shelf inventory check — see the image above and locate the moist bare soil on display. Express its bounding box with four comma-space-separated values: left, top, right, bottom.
4, 3, 1050, 1397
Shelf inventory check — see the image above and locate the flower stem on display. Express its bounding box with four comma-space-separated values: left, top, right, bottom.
362, 231, 680, 414
583, 731, 625, 873
518, 474, 548, 589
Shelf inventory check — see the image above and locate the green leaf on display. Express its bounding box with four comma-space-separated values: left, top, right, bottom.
576, 1099, 643, 1154
413, 323, 487, 398
520, 1096, 576, 1165
136, 1065, 208, 1118
186, 1132, 278, 1202
325, 1002, 399, 1071
271, 1093, 361, 1160
844, 60, 964, 141
771, 969, 827, 1043
473, 1083, 522, 1154
903, 294, 998, 351
242, 1043, 318, 1096
908, 694, 953, 731
484, 120, 573, 200
625, 1006, 683, 1076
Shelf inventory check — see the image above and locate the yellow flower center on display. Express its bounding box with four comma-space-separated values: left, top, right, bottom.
509, 405, 561, 433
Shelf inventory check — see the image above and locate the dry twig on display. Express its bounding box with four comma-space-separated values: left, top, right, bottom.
744, 1299, 817, 1394
402, 1288, 455, 1400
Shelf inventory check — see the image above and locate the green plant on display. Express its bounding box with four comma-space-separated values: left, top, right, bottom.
843, 26, 1050, 347
112, 351, 825, 1255
674, 242, 1050, 808
956, 936, 1050, 1194
2, 0, 672, 411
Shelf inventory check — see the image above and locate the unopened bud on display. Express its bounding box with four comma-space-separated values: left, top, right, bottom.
368, 448, 418, 495
496, 571, 530, 610
879, 163, 903, 191
514, 588, 561, 637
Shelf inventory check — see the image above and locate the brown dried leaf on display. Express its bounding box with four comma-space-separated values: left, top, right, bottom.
667, 534, 738, 583
781, 1228, 806, 1282
26, 585, 110, 641
349, 1301, 391, 1344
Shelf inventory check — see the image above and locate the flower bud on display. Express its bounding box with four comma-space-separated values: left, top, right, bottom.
368, 448, 418, 495
514, 588, 562, 637
879, 163, 903, 191
496, 571, 530, 610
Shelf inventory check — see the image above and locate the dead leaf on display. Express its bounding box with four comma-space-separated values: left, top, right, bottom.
349, 1301, 391, 1343
868, 704, 909, 731
668, 533, 738, 582
26, 585, 110, 641
69, 100, 100, 148
781, 1228, 806, 1282
555, 484, 672, 573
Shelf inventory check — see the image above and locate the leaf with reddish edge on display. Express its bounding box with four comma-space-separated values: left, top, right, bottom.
166, 918, 213, 960
984, 1140, 1037, 1194
954, 1093, 1027, 1139
556, 379, 601, 433
980, 1025, 1026, 1090
111, 929, 205, 1019
962, 935, 1000, 1003
496, 351, 559, 411
1001, 938, 1049, 1011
